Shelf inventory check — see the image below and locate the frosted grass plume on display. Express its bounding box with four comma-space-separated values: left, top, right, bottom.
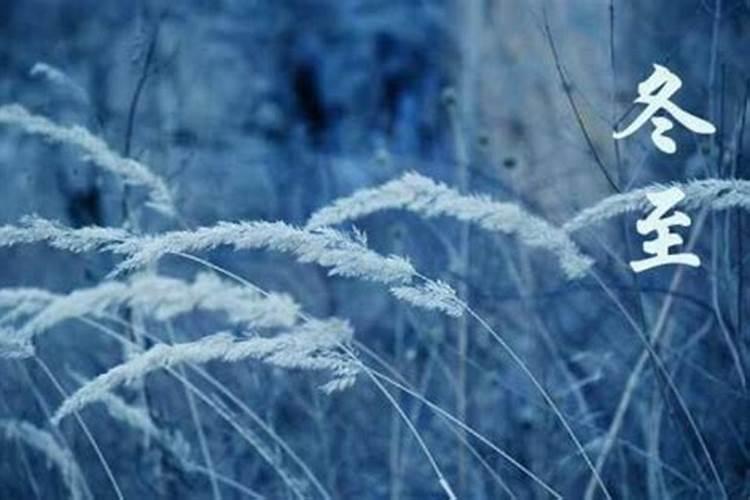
109, 221, 463, 315
82, 385, 192, 461
67, 371, 191, 461
0, 216, 463, 317
0, 215, 129, 253
563, 178, 750, 232
0, 288, 57, 325
391, 280, 463, 317
307, 172, 593, 279
0, 419, 89, 500
52, 319, 358, 424
0, 217, 410, 284
0, 104, 174, 215
30, 63, 89, 104
109, 221, 416, 285
0, 217, 411, 283
1, 272, 300, 357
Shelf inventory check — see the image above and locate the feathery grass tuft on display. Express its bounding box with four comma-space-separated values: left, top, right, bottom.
563, 178, 750, 232
108, 221, 417, 284
0, 273, 301, 357
29, 63, 89, 104
0, 104, 174, 215
390, 280, 463, 317
52, 319, 358, 425
0, 217, 465, 320
0, 216, 129, 253
0, 419, 88, 500
95, 390, 192, 459
307, 172, 593, 279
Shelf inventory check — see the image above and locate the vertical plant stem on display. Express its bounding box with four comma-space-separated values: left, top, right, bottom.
542, 8, 619, 193
588, 261, 728, 500
389, 234, 406, 500
12, 363, 94, 500
165, 321, 222, 499
460, 304, 612, 500
451, 0, 482, 489
371, 369, 562, 499
35, 357, 125, 500
123, 21, 160, 158
734, 80, 748, 383
347, 346, 458, 500
645, 388, 665, 499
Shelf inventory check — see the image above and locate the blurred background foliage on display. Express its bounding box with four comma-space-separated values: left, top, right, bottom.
0, 0, 749, 498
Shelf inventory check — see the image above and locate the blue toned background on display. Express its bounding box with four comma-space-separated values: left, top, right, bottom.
0, 1, 748, 499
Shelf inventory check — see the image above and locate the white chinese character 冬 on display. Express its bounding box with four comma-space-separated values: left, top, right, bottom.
630, 187, 700, 273
614, 64, 715, 154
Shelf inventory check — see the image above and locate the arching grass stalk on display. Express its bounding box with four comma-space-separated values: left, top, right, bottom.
588, 269, 727, 500
87, 313, 448, 499
163, 320, 221, 500
173, 250, 584, 498
464, 306, 610, 499
85, 314, 332, 500
408, 271, 613, 500
183, 462, 265, 499
76, 317, 312, 500
34, 356, 125, 500
169, 253, 458, 499
349, 348, 457, 500
567, 207, 725, 499
354, 344, 563, 499
10, 362, 95, 500
346, 339, 528, 497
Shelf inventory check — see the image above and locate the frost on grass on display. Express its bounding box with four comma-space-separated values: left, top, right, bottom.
0, 217, 416, 285
123, 272, 300, 327
29, 63, 89, 104
96, 391, 192, 460
0, 419, 88, 500
0, 288, 57, 325
0, 104, 174, 215
307, 171, 593, 279
0, 216, 465, 318
390, 280, 463, 317
52, 319, 358, 424
109, 221, 417, 285
73, 370, 191, 460
0, 288, 48, 356
0, 215, 128, 253
563, 178, 750, 232
0, 272, 300, 357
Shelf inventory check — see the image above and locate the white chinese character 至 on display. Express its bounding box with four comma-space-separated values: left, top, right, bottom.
630, 187, 700, 273
614, 64, 715, 154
